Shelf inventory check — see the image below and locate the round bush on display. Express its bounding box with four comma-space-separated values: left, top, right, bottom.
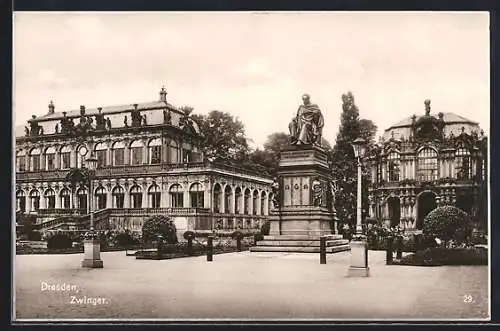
47, 233, 73, 249
27, 231, 42, 241
423, 206, 473, 248
231, 231, 244, 240
260, 221, 270, 236
142, 215, 178, 244
114, 232, 136, 247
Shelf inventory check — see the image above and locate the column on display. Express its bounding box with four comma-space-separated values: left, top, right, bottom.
249, 191, 254, 215
124, 141, 130, 165
70, 146, 76, 168
55, 148, 60, 170
231, 187, 236, 214
160, 182, 168, 208
142, 187, 148, 209
124, 189, 130, 208
220, 187, 226, 214
264, 193, 269, 215
55, 190, 61, 209
183, 187, 190, 208
204, 181, 211, 209
142, 139, 148, 164
107, 144, 112, 166
106, 190, 112, 208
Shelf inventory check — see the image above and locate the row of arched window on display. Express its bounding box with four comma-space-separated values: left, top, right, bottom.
16, 138, 202, 172
15, 183, 271, 215
378, 147, 476, 183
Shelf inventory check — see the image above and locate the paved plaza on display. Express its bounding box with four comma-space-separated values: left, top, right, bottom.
14, 250, 489, 321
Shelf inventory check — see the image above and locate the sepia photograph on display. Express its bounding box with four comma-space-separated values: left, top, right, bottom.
12, 11, 490, 321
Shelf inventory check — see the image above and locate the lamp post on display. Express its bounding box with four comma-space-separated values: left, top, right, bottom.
347, 137, 369, 277
81, 151, 103, 268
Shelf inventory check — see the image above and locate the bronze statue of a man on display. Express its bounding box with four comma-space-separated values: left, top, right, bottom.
289, 94, 324, 146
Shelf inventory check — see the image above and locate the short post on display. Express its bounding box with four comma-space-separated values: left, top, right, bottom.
320, 236, 327, 264
386, 236, 393, 265
187, 237, 193, 256
396, 236, 403, 259
157, 235, 163, 259
207, 235, 213, 262
236, 236, 242, 252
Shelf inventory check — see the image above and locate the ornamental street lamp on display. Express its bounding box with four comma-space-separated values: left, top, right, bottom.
347, 137, 369, 277
81, 150, 103, 268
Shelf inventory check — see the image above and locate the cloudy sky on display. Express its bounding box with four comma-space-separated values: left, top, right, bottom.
13, 11, 489, 148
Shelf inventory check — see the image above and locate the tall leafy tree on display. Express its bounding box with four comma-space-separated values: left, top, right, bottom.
331, 92, 373, 229
191, 111, 250, 161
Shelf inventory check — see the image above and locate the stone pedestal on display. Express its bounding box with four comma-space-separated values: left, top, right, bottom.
250, 145, 349, 253
81, 239, 103, 268
347, 236, 369, 277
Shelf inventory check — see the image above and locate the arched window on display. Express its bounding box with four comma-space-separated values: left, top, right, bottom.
29, 189, 40, 211
169, 184, 184, 208
168, 140, 179, 164
44, 147, 56, 171
112, 186, 125, 208
456, 148, 472, 180
224, 186, 232, 214
76, 145, 87, 168
253, 190, 259, 215
189, 182, 204, 208
95, 186, 107, 209
148, 138, 162, 164
77, 187, 88, 211
130, 140, 144, 165
244, 188, 251, 214
16, 190, 26, 212
417, 148, 438, 181
213, 184, 222, 213
94, 142, 107, 168
60, 188, 70, 209
235, 187, 242, 214
112, 141, 125, 166
130, 185, 143, 209
16, 150, 26, 172
388, 152, 400, 182
182, 142, 192, 164
148, 184, 161, 208
44, 188, 56, 209
29, 148, 41, 171
261, 192, 267, 215
60, 146, 72, 169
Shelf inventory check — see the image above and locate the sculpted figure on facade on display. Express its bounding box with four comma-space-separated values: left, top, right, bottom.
312, 178, 323, 207
271, 177, 281, 209
289, 94, 324, 146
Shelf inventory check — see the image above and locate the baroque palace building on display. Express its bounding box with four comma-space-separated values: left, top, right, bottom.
366, 99, 488, 233
15, 88, 273, 233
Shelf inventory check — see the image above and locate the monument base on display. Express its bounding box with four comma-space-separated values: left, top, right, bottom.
81, 239, 103, 268
250, 234, 350, 253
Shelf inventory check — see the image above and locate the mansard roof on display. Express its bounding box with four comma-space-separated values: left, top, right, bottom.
387, 112, 478, 130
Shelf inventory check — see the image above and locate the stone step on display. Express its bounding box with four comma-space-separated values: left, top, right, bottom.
249, 244, 350, 253
256, 239, 349, 247
263, 234, 343, 241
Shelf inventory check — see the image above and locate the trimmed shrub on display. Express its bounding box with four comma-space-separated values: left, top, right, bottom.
114, 232, 137, 247
27, 231, 42, 241
423, 206, 473, 248
183, 231, 196, 240
142, 215, 178, 244
47, 233, 73, 249
395, 247, 487, 266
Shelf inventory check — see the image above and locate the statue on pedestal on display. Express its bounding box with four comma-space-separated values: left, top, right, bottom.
289, 94, 324, 146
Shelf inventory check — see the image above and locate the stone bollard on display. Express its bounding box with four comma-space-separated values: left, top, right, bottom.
207, 236, 213, 262
187, 237, 193, 256
320, 236, 327, 264
386, 236, 393, 265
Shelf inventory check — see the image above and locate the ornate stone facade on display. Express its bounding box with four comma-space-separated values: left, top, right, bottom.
367, 100, 488, 233
15, 88, 273, 233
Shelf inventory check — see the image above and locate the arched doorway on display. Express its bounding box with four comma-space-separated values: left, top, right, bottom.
417, 191, 437, 229
387, 197, 401, 228
456, 194, 474, 215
